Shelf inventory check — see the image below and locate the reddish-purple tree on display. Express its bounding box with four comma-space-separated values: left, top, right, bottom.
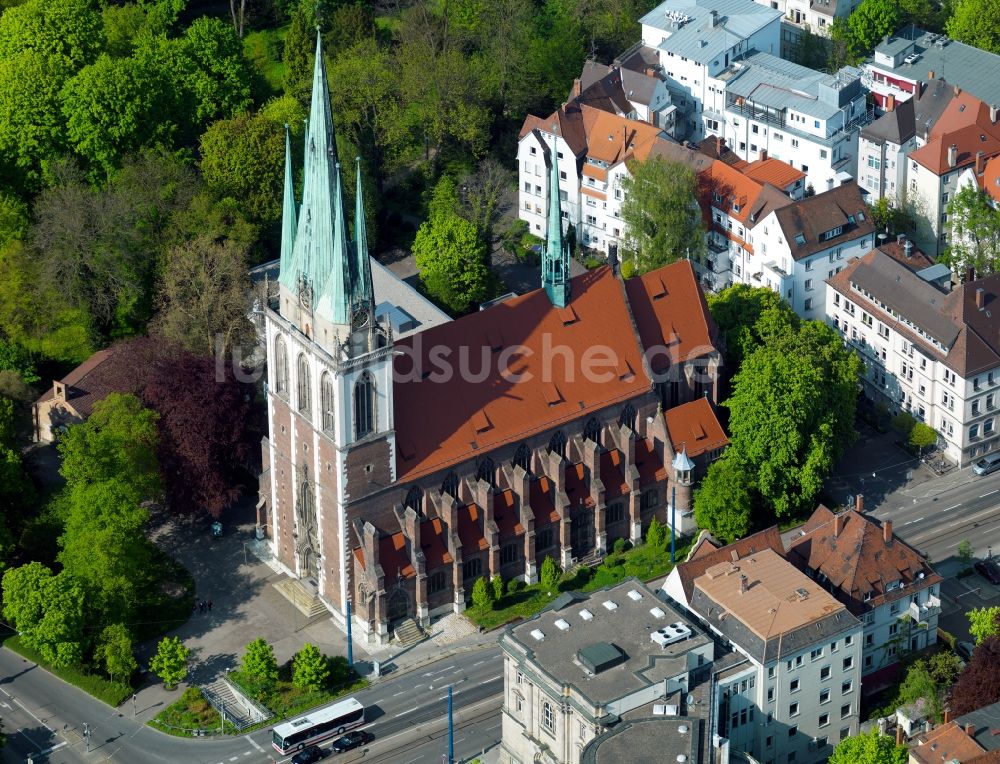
950, 635, 1000, 716
102, 337, 260, 517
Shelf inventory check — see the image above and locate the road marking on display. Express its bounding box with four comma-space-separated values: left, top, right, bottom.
980, 491, 999, 498
11, 697, 49, 730
244, 735, 265, 752
473, 660, 487, 666
944, 504, 962, 511
230, 756, 239, 761
39, 742, 67, 755
393, 706, 419, 718
243, 752, 252, 757
392, 690, 407, 697
425, 664, 456, 676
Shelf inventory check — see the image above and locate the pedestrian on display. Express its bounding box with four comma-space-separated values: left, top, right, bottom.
208, 600, 213, 612
199, 600, 205, 613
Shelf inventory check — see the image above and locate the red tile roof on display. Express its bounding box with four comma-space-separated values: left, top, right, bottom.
494, 489, 525, 537
742, 157, 806, 190
564, 462, 593, 507
623, 260, 719, 375
984, 156, 1000, 203
529, 477, 560, 525
380, 532, 415, 586
600, 449, 628, 500
910, 91, 1000, 175
457, 503, 488, 553
394, 263, 716, 481
911, 722, 986, 764
35, 348, 117, 418
786, 506, 941, 614
635, 438, 667, 487
673, 527, 785, 602
665, 398, 728, 458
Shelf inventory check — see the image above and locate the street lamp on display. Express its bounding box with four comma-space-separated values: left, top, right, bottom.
83, 722, 91, 753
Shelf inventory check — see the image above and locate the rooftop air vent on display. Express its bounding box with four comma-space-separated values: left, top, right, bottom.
603, 600, 618, 611
555, 619, 570, 631
651, 621, 693, 648
679, 725, 690, 734
628, 589, 643, 601
650, 607, 666, 619
531, 629, 545, 641
580, 609, 594, 621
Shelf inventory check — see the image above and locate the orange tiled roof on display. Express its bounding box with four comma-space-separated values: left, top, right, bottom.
380, 532, 415, 585
565, 462, 593, 507
742, 157, 806, 189
494, 489, 524, 537
983, 156, 1000, 203
673, 527, 786, 602
910, 91, 1000, 175
530, 477, 560, 525
665, 398, 728, 458
458, 503, 488, 553
700, 159, 793, 227
581, 186, 607, 200
600, 449, 628, 500
393, 266, 663, 481
635, 438, 667, 487
911, 722, 986, 764
580, 104, 664, 165
582, 164, 608, 181
787, 506, 941, 614
421, 517, 453, 569
34, 348, 117, 417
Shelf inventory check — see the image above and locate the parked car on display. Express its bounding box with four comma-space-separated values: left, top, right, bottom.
974, 558, 1000, 584
291, 745, 327, 764
972, 452, 1000, 475
957, 641, 975, 661
330, 730, 370, 753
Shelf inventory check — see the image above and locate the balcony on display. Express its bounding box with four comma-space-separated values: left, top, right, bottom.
908, 595, 942, 625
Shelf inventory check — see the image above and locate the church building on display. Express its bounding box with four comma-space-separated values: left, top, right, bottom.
259, 33, 728, 644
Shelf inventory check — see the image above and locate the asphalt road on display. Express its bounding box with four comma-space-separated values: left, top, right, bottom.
870, 467, 1000, 564
0, 645, 503, 764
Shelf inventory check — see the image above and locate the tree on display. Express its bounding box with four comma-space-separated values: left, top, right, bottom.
646, 516, 666, 549
693, 455, 754, 544
896, 652, 961, 723
950, 634, 1000, 715
725, 322, 862, 518
946, 0, 1000, 53
789, 27, 829, 70
413, 177, 491, 314
241, 638, 279, 691
96, 623, 137, 683
471, 576, 495, 610
540, 555, 560, 592
0, 0, 104, 70
968, 606, 1000, 644
153, 235, 253, 357
150, 635, 189, 689
828, 17, 859, 69
828, 729, 907, 764
848, 0, 902, 54
707, 284, 800, 369
868, 196, 913, 235
60, 53, 176, 180
491, 574, 504, 602
292, 643, 330, 691
0, 338, 38, 385
909, 422, 938, 455
178, 17, 253, 126
1, 563, 88, 668
460, 158, 514, 244
958, 539, 974, 569
945, 185, 1000, 277
621, 157, 705, 274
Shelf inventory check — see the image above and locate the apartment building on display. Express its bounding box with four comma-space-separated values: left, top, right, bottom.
856, 80, 954, 202
787, 504, 942, 682
863, 28, 1000, 112
666, 543, 864, 764
753, 0, 861, 57
826, 246, 1000, 465
639, 0, 781, 142
906, 91, 1000, 257
703, 52, 870, 192
498, 580, 716, 764
574, 61, 678, 133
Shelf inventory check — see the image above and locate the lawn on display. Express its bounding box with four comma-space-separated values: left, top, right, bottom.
149, 687, 240, 737
1, 633, 133, 707
465, 540, 692, 631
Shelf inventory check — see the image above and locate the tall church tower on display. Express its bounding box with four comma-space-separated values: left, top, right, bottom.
543, 129, 571, 307
262, 30, 394, 628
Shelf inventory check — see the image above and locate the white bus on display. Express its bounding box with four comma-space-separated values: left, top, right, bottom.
271, 697, 365, 754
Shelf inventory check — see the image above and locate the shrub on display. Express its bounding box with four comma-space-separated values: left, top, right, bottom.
471, 576, 495, 610
646, 517, 666, 549
540, 556, 561, 592
506, 578, 523, 596
292, 643, 329, 691
491, 574, 504, 602
613, 537, 630, 555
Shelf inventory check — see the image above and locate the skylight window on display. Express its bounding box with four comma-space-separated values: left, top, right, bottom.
603, 600, 618, 611
795, 233, 806, 245
627, 589, 643, 601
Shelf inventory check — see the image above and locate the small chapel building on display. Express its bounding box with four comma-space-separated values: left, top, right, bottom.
258, 32, 728, 644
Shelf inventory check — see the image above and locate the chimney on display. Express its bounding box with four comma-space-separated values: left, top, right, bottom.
883, 519, 893, 544
53, 381, 66, 401
955, 85, 962, 96
740, 574, 749, 593
834, 512, 847, 537
977, 287, 986, 309
948, 144, 958, 168
992, 105, 999, 124
967, 266, 977, 283
944, 711, 952, 725
904, 239, 913, 258
759, 148, 768, 161
887, 93, 896, 112
977, 150, 986, 175
711, 9, 720, 26
928, 70, 936, 80
896, 725, 905, 746
966, 724, 976, 737
855, 493, 864, 513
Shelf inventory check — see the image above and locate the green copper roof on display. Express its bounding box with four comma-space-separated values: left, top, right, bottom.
352, 157, 374, 314
316, 161, 353, 325
543, 136, 571, 308
277, 124, 298, 292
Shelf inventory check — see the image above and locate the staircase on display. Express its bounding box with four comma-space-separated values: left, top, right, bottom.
575, 550, 604, 569
273, 577, 327, 618
392, 618, 425, 648
201, 677, 271, 730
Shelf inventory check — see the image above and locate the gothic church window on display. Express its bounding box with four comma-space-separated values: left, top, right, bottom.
619, 403, 637, 431
354, 372, 375, 439
548, 430, 567, 458
513, 443, 531, 473
583, 417, 601, 443
404, 486, 423, 514
476, 457, 495, 486
297, 354, 311, 415
321, 372, 335, 432
442, 471, 459, 498
429, 571, 447, 594
274, 337, 289, 394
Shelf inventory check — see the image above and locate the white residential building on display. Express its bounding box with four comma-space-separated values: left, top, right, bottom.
826, 246, 1000, 465
639, 0, 782, 142
703, 52, 870, 192
787, 504, 943, 680
755, 0, 862, 57
664, 536, 864, 764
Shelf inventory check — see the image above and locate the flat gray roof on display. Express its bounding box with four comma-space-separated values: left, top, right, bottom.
502, 579, 711, 707
868, 28, 1000, 108
582, 717, 702, 764
641, 0, 781, 65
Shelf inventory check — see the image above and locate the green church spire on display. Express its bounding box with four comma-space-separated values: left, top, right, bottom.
316, 161, 353, 325
352, 157, 374, 316
277, 124, 297, 292
543, 131, 571, 307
